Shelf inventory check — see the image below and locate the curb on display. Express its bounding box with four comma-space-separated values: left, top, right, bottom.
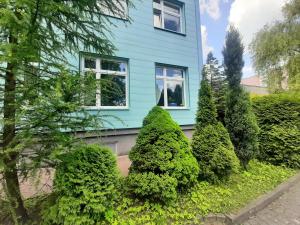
203, 172, 300, 225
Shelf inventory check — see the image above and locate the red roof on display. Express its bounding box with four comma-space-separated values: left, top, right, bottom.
241, 75, 263, 87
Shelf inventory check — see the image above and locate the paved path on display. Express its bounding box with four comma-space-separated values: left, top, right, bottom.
244, 179, 300, 225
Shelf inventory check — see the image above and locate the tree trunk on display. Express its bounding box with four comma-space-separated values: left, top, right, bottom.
3, 35, 29, 224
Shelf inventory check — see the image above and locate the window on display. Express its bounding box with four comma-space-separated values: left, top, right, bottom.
156, 65, 186, 108
153, 0, 183, 33
100, 0, 128, 19
82, 57, 128, 109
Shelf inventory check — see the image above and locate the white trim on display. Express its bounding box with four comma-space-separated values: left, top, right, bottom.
156, 65, 187, 108
153, 0, 183, 33
81, 56, 129, 109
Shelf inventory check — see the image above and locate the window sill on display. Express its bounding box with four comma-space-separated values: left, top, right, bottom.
154, 27, 186, 36
84, 106, 129, 111
162, 107, 190, 110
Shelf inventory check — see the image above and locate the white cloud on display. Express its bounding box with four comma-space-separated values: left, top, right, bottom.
228, 0, 286, 50
201, 25, 214, 59
200, 0, 221, 20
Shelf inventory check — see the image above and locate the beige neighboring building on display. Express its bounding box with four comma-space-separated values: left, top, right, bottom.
241, 75, 269, 95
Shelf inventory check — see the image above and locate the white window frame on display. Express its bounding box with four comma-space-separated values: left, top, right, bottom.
153, 0, 183, 33
156, 66, 187, 109
81, 57, 129, 110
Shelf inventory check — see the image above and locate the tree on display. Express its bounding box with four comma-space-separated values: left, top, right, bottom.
127, 106, 199, 203
191, 69, 239, 183
204, 52, 227, 123
223, 26, 259, 169
250, 0, 300, 93
0, 1, 131, 223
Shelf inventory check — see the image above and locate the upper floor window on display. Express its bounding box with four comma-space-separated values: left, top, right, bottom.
100, 0, 128, 19
82, 57, 128, 109
156, 65, 186, 108
153, 0, 183, 33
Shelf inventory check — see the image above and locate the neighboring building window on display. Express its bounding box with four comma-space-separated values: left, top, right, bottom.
82, 57, 128, 108
153, 0, 183, 33
156, 65, 186, 108
100, 0, 128, 19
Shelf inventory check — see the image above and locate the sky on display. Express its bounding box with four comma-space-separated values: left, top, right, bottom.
199, 0, 287, 78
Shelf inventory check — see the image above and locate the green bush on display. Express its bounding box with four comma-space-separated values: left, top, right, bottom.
223, 27, 259, 169
253, 93, 300, 168
259, 125, 300, 168
128, 106, 199, 203
225, 87, 259, 168
192, 79, 239, 184
43, 145, 119, 225
126, 172, 178, 203
252, 93, 300, 128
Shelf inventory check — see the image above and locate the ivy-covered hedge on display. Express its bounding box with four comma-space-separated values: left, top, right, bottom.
43, 145, 119, 225
127, 106, 199, 203
253, 93, 300, 168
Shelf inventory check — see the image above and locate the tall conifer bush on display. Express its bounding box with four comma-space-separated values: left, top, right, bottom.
191, 69, 239, 184
127, 106, 199, 203
223, 26, 259, 169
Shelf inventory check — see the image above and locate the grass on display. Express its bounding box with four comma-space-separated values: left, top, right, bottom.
112, 160, 296, 225
0, 160, 296, 225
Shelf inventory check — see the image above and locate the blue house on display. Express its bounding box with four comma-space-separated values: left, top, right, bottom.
71, 0, 203, 156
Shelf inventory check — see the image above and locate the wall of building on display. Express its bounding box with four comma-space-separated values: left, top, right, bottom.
83, 125, 195, 156
68, 0, 203, 130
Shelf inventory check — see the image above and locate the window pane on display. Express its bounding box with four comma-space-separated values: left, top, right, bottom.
101, 60, 126, 72
84, 58, 96, 69
167, 80, 184, 107
83, 72, 97, 106
166, 68, 183, 78
101, 74, 126, 106
154, 9, 162, 28
164, 13, 180, 32
164, 2, 180, 14
156, 67, 163, 76
156, 79, 165, 106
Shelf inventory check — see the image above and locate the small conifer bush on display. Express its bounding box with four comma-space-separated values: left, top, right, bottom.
128, 106, 199, 203
192, 77, 239, 184
43, 145, 119, 225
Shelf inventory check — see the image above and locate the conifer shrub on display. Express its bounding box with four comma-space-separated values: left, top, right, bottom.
192, 78, 239, 184
223, 26, 259, 168
128, 106, 199, 203
253, 93, 300, 168
43, 145, 119, 225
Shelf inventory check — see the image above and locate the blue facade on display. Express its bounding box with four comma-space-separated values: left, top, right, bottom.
70, 0, 203, 130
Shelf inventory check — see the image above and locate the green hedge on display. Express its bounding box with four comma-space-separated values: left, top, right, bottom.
43, 145, 119, 225
253, 93, 300, 168
252, 93, 300, 128
128, 106, 199, 203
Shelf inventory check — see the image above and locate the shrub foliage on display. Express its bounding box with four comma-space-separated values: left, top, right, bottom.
253, 93, 300, 168
128, 106, 199, 203
43, 145, 119, 225
192, 78, 239, 183
223, 26, 259, 168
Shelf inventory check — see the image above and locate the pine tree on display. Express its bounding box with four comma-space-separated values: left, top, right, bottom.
0, 1, 132, 223
192, 69, 239, 183
204, 52, 227, 123
223, 26, 259, 169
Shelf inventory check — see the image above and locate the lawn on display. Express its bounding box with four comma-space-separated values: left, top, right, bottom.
0, 160, 296, 225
